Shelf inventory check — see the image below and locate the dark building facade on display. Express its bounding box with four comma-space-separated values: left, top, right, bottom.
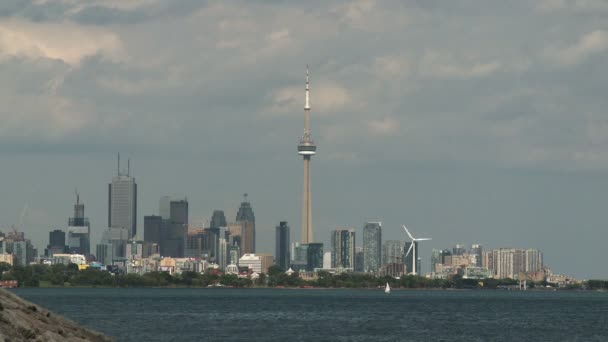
275, 221, 290, 270
236, 194, 255, 254
67, 193, 90, 255
307, 243, 323, 271
144, 215, 162, 244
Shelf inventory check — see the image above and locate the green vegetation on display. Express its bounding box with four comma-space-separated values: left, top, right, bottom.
0, 263, 599, 290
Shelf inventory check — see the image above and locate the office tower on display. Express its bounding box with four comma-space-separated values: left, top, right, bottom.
96, 227, 129, 265
275, 221, 290, 270
159, 196, 171, 219
207, 210, 226, 261
210, 210, 227, 229
430, 249, 443, 273
236, 194, 255, 253
382, 240, 404, 266
452, 244, 466, 256
297, 67, 317, 244
307, 243, 323, 271
162, 199, 188, 257
525, 249, 543, 273
108, 155, 137, 238
471, 244, 483, 267
291, 242, 309, 271
67, 192, 90, 255
46, 229, 66, 256
143, 215, 162, 244
331, 228, 355, 269
354, 247, 364, 272
363, 222, 382, 273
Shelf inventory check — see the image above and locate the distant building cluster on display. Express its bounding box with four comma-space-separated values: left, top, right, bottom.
0, 70, 577, 286
431, 244, 545, 280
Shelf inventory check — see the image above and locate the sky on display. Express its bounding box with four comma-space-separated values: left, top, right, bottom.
0, 0, 607, 279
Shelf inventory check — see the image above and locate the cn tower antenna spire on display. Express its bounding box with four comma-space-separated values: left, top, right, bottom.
305, 65, 310, 110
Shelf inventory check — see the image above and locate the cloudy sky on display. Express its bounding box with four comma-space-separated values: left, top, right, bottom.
1, 0, 607, 278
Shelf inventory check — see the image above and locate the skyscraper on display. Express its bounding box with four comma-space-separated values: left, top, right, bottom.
297, 67, 317, 244
331, 228, 356, 269
525, 249, 543, 273
236, 194, 255, 254
67, 191, 90, 255
363, 222, 382, 273
471, 244, 483, 267
275, 221, 290, 270
143, 215, 162, 244
46, 229, 66, 256
382, 240, 403, 266
162, 199, 188, 257
307, 243, 323, 271
108, 155, 137, 238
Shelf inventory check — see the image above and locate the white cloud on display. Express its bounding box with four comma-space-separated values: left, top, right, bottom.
545, 30, 608, 66
537, 0, 608, 12
0, 19, 125, 66
374, 55, 409, 79
368, 117, 400, 136
419, 52, 502, 79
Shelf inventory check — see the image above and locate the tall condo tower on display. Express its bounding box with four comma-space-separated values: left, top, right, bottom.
298, 66, 317, 244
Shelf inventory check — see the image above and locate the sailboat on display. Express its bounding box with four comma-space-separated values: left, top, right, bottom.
385, 282, 391, 294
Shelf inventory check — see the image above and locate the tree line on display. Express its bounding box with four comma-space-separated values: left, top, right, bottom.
0, 263, 602, 290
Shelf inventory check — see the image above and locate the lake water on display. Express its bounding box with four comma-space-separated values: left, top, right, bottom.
11, 288, 608, 341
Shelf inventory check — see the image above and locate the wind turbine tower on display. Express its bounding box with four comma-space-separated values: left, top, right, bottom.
298, 66, 317, 244
403, 225, 431, 275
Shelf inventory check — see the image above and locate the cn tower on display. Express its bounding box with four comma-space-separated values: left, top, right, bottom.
298, 66, 317, 244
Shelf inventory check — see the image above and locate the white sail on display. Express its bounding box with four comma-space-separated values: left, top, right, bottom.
385, 282, 391, 293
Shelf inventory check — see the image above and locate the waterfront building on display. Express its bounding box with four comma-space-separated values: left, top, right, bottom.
382, 240, 404, 266
471, 244, 483, 267
354, 247, 364, 272
363, 222, 382, 273
67, 192, 90, 255
493, 248, 526, 279
290, 242, 308, 271
297, 67, 317, 245
307, 242, 323, 271
323, 252, 332, 269
238, 253, 274, 274
275, 221, 290, 270
525, 249, 543, 273
331, 228, 355, 269
431, 249, 443, 273
236, 194, 256, 254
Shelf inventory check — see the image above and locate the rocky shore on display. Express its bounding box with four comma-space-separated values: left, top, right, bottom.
0, 289, 112, 342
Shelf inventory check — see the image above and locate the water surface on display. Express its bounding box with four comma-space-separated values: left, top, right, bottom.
12, 288, 608, 341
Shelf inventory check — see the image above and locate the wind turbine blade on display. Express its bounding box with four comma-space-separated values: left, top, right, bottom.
416, 238, 432, 241
402, 225, 414, 240
405, 243, 414, 257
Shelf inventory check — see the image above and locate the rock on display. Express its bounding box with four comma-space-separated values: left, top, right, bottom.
0, 289, 113, 342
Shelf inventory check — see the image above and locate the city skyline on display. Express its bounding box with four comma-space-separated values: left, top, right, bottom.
0, 1, 607, 279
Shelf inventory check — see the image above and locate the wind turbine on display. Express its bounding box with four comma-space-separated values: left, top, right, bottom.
403, 225, 431, 276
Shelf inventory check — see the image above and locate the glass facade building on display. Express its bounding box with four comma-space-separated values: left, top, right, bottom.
363, 222, 382, 273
